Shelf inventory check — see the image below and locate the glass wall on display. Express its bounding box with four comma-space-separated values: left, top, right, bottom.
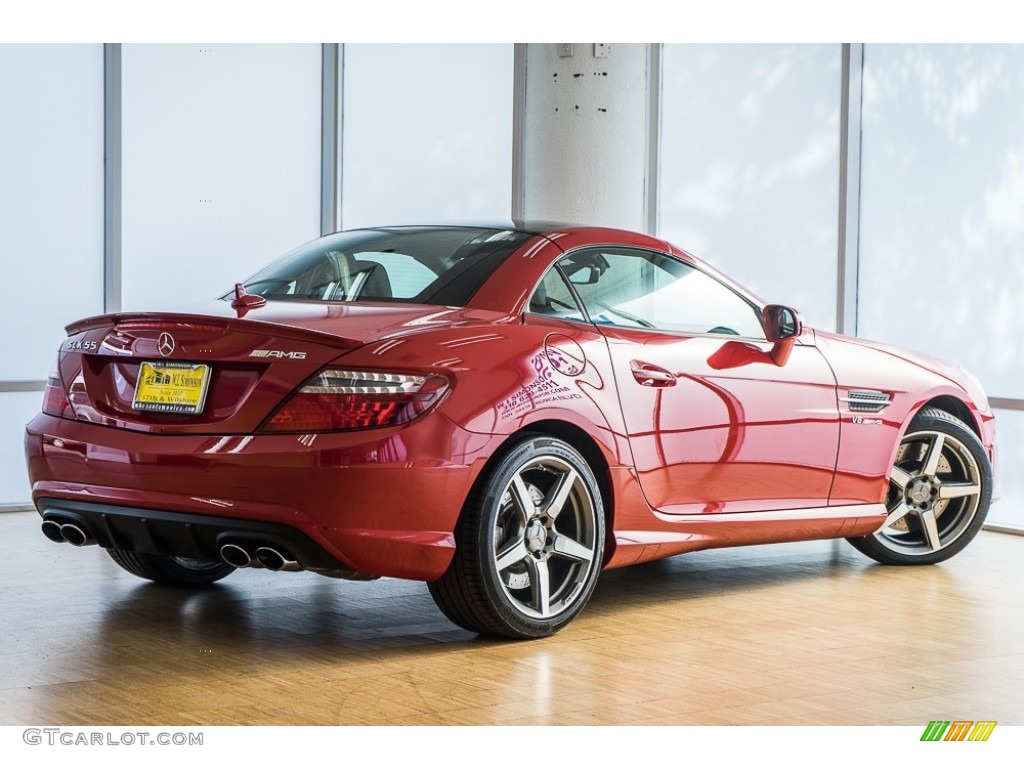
0, 45, 105, 382
660, 45, 842, 330
859, 45, 1024, 397
990, 409, 1024, 528
0, 45, 104, 505
120, 44, 322, 311
341, 44, 514, 229
0, 393, 45, 506
858, 44, 1024, 528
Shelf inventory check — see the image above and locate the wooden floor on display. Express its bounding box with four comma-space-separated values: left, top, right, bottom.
1, 508, 1022, 726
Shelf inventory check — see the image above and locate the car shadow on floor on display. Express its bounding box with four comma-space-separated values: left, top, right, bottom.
81, 536, 959, 662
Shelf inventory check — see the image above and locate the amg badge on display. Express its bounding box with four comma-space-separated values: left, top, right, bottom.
249, 350, 307, 359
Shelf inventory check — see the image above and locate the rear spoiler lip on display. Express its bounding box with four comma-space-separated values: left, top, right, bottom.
65, 311, 358, 349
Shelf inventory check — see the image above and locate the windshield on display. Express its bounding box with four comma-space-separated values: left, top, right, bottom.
236, 226, 533, 307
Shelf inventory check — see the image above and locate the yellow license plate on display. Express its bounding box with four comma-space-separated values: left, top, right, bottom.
133, 362, 212, 414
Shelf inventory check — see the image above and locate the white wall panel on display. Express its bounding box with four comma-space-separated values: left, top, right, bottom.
342, 44, 514, 229
120, 44, 321, 311
520, 44, 651, 231
660, 45, 842, 331
859, 45, 1024, 400
0, 44, 104, 381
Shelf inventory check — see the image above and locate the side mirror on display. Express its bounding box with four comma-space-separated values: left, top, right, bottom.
762, 304, 802, 365
762, 304, 801, 341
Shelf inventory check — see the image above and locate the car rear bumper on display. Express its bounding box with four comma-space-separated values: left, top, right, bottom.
36, 497, 355, 573
25, 412, 502, 581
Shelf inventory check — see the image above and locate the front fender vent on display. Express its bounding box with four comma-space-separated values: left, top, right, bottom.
841, 389, 892, 412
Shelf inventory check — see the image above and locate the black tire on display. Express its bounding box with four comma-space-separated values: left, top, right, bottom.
847, 407, 992, 565
428, 435, 605, 639
107, 548, 235, 587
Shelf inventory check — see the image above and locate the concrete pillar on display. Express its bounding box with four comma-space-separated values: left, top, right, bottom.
514, 43, 659, 233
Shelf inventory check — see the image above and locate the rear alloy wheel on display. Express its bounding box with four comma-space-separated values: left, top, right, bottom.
429, 436, 604, 639
847, 407, 992, 565
107, 549, 235, 587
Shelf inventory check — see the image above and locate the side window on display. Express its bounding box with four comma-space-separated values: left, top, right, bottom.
561, 248, 765, 338
527, 266, 587, 322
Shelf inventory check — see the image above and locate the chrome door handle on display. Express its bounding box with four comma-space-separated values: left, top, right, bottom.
630, 360, 677, 387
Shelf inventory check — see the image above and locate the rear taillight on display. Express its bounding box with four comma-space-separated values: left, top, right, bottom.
42, 372, 75, 419
263, 369, 450, 433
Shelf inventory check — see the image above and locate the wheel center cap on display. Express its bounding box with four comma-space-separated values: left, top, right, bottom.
525, 520, 547, 553
907, 479, 932, 505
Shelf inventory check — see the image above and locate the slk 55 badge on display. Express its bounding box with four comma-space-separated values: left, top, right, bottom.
65, 340, 97, 351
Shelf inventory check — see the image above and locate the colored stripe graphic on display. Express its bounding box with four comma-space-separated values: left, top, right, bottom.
920, 720, 996, 742
945, 721, 974, 741
968, 722, 997, 742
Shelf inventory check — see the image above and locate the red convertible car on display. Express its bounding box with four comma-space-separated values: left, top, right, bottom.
25, 224, 996, 638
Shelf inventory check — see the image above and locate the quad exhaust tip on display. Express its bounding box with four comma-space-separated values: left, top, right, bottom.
40, 517, 96, 547
219, 543, 254, 568
60, 523, 92, 547
254, 546, 301, 572
41, 519, 65, 543
41, 520, 363, 580
218, 543, 301, 572
42, 520, 305, 573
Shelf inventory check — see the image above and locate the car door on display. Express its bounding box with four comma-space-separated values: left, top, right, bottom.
554, 246, 841, 515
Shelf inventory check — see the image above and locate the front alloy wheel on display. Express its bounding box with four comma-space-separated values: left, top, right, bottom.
429, 435, 605, 639
847, 407, 992, 565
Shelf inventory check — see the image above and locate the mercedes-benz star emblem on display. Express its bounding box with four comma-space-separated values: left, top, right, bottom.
157, 332, 176, 357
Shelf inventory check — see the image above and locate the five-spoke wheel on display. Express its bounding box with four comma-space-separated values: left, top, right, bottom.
847, 407, 992, 565
429, 435, 604, 638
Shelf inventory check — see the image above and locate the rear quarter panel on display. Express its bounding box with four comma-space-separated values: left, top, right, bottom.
331, 316, 632, 469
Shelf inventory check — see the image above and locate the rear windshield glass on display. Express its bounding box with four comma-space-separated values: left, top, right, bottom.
237, 227, 533, 307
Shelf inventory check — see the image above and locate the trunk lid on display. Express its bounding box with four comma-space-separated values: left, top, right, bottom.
57, 300, 503, 434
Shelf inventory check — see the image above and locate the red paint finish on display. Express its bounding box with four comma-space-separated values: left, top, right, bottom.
598, 327, 840, 515
814, 331, 996, 506
26, 409, 500, 581
25, 224, 996, 590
